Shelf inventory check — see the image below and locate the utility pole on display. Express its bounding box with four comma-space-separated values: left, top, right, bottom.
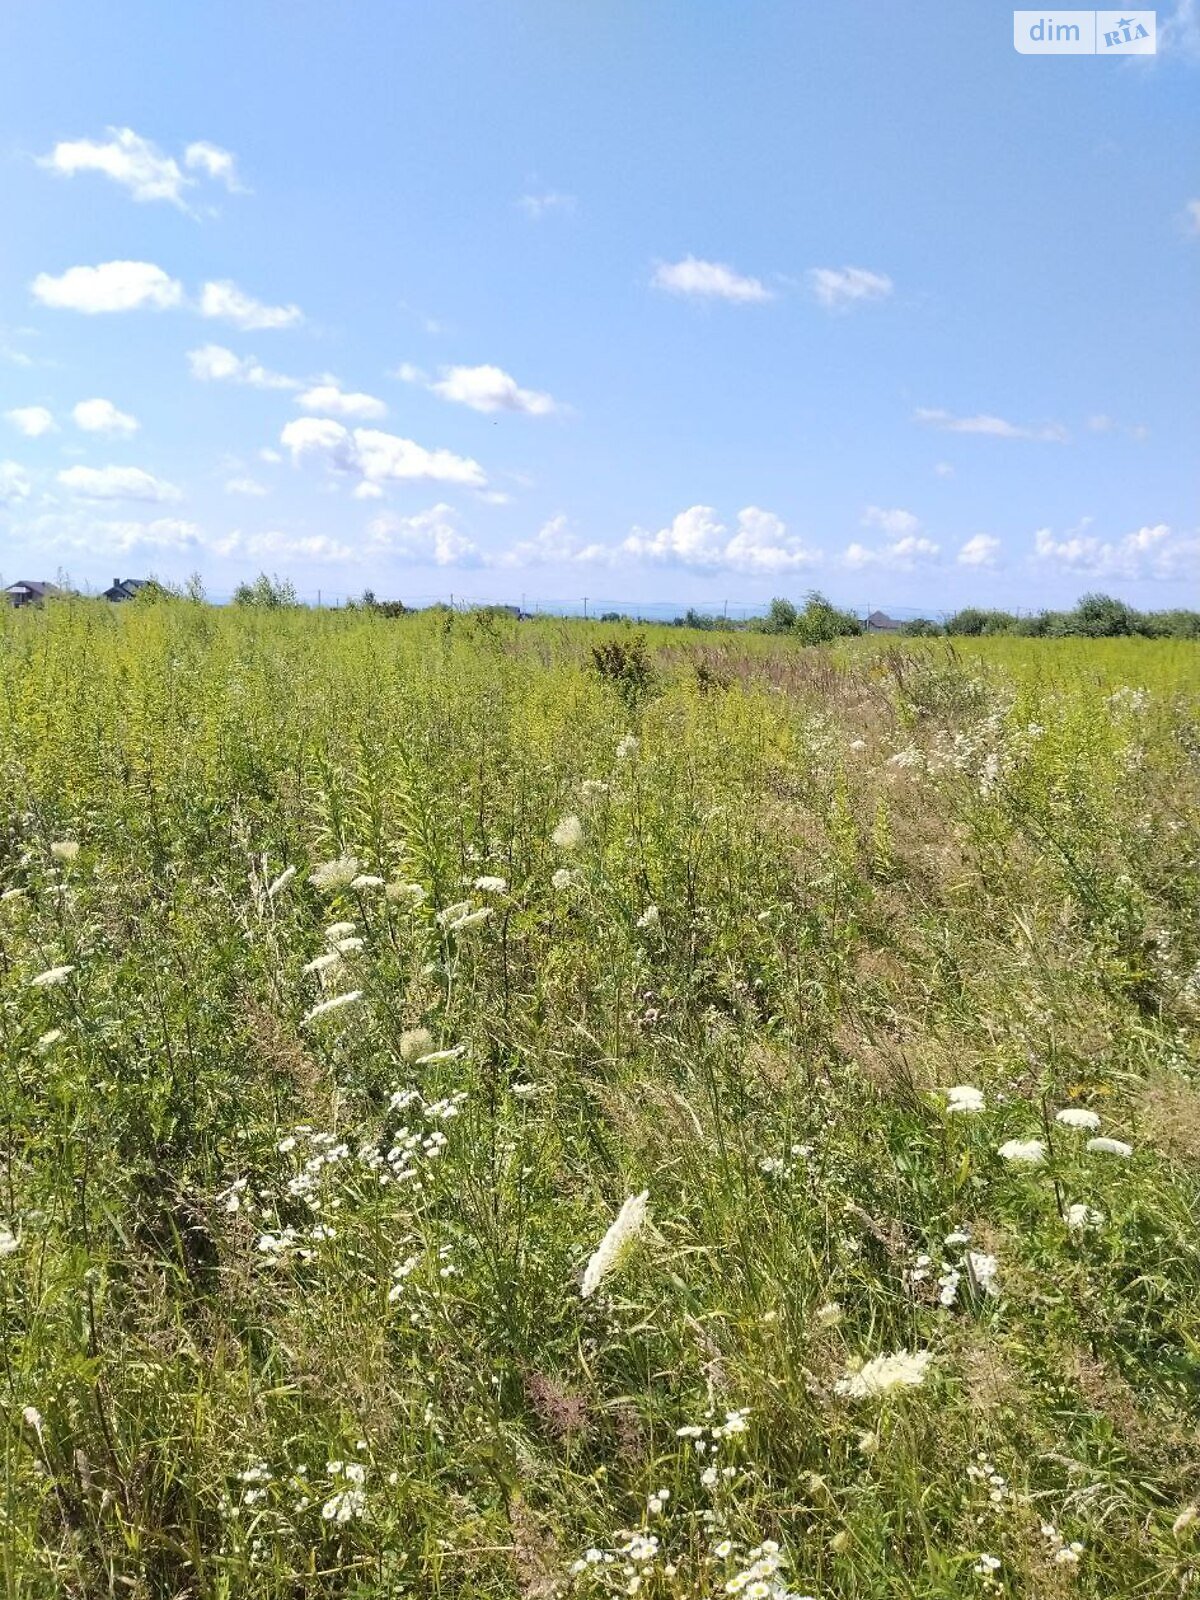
582, 596, 588, 619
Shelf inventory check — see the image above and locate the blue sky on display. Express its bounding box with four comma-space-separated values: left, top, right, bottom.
1, 1, 1197, 614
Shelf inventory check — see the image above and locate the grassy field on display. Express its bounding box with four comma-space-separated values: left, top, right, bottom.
1, 601, 1198, 1599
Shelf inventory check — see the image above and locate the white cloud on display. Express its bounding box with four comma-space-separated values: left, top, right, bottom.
225, 476, 268, 497
243, 530, 354, 563
367, 504, 484, 567
1033, 521, 1197, 579
31, 260, 184, 314
432, 363, 558, 416
200, 280, 303, 331
58, 464, 182, 503
499, 515, 610, 568
518, 191, 577, 220
39, 127, 186, 205
957, 534, 1001, 568
915, 407, 1068, 442
17, 512, 206, 556
296, 382, 388, 420
934, 461, 955, 478
280, 418, 486, 488
352, 481, 384, 500
72, 398, 138, 436
862, 505, 920, 537
651, 257, 774, 304
187, 344, 299, 390
623, 505, 819, 572
843, 535, 940, 569
0, 461, 32, 503
5, 405, 56, 438
184, 141, 243, 191
809, 266, 893, 311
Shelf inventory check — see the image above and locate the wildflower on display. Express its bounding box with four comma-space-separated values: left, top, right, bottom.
580, 1189, 650, 1298
551, 813, 584, 850
944, 1084, 985, 1114
301, 991, 362, 1025
304, 952, 343, 975
616, 733, 640, 759
944, 1228, 971, 1246
335, 936, 364, 954
30, 965, 74, 988
967, 1251, 999, 1296
350, 874, 385, 890
321, 1486, 366, 1522
1173, 1505, 1198, 1536
636, 904, 660, 930
307, 856, 360, 891
399, 1027, 434, 1061
1065, 1202, 1105, 1231
443, 906, 492, 933
647, 1487, 670, 1515
473, 875, 507, 893
579, 778, 609, 799
835, 1348, 932, 1399
1086, 1136, 1132, 1157
266, 865, 296, 897
511, 1081, 542, 1098
997, 1138, 1047, 1165
856, 1429, 879, 1455
0, 1227, 18, 1257
36, 1029, 63, 1053
1, 888, 25, 903
551, 867, 576, 891
1054, 1544, 1084, 1566
436, 900, 471, 927
325, 920, 357, 942
974, 1554, 1001, 1576
849, 738, 867, 751
1056, 1106, 1101, 1130
386, 879, 426, 905
815, 1301, 843, 1326
50, 840, 79, 862
22, 1406, 43, 1434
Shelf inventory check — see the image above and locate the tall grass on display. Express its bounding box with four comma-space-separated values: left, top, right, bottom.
0, 601, 1197, 1597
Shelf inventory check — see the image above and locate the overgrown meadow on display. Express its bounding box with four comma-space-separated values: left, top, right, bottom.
1, 602, 1198, 1599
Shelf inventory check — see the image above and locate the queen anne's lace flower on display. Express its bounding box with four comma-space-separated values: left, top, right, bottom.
301, 991, 362, 1025
307, 856, 360, 891
997, 1138, 1046, 1165
30, 965, 74, 988
551, 814, 584, 850
835, 1348, 932, 1398
944, 1085, 985, 1114
1055, 1107, 1101, 1130
1086, 1136, 1132, 1157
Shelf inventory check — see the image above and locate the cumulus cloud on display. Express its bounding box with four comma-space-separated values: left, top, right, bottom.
199, 280, 303, 331
183, 141, 243, 191
498, 515, 610, 568
58, 464, 182, 503
39, 127, 187, 205
31, 260, 184, 314
72, 398, 138, 436
915, 406, 1068, 442
0, 461, 32, 503
280, 418, 487, 489
623, 505, 819, 572
296, 382, 388, 420
862, 505, 920, 537
957, 534, 1001, 567
397, 361, 560, 416
187, 344, 299, 390
518, 191, 576, 220
225, 476, 268, 497
809, 266, 893, 311
843, 535, 940, 569
5, 405, 56, 437
1033, 521, 1197, 579
243, 530, 354, 563
651, 257, 774, 304
367, 504, 484, 567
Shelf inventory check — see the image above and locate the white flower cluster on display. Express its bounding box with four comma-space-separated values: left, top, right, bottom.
361, 1088, 467, 1190
321, 1459, 366, 1523
1041, 1522, 1084, 1566
835, 1348, 932, 1399
580, 1190, 650, 1299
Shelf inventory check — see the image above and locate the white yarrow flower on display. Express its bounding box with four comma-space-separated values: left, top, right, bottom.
551, 814, 584, 850
835, 1349, 933, 1399
997, 1138, 1047, 1165
944, 1085, 985, 1114
474, 875, 507, 893
580, 1190, 650, 1298
1086, 1136, 1132, 1157
350, 874, 385, 890
31, 965, 75, 988
1055, 1107, 1101, 1130
36, 1028, 64, 1053
307, 856, 360, 891
967, 1251, 1000, 1297
301, 991, 362, 1025
304, 952, 343, 975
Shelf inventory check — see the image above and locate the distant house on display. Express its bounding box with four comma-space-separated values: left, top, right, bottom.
102, 577, 150, 602
864, 609, 901, 633
5, 580, 64, 608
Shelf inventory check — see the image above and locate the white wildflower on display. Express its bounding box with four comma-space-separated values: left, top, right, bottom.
944, 1084, 985, 1114
580, 1189, 650, 1298
31, 965, 74, 988
304, 952, 343, 975
974, 1554, 1001, 1575
579, 778, 609, 800
399, 1027, 434, 1062
967, 1251, 999, 1297
1065, 1203, 1105, 1232
386, 880, 426, 905
36, 1028, 64, 1053
22, 1406, 43, 1433
0, 1227, 18, 1257
511, 1082, 542, 1098
1055, 1107, 1101, 1130
815, 1301, 843, 1327
321, 1487, 366, 1522
301, 991, 362, 1025
443, 906, 492, 933
551, 867, 577, 891
1, 888, 25, 903
1086, 1136, 1132, 1157
350, 874, 385, 890
325, 920, 357, 942
616, 733, 639, 759
551, 813, 584, 851
334, 936, 364, 954
997, 1138, 1047, 1165
473, 875, 507, 893
307, 856, 360, 891
50, 841, 79, 862
1173, 1505, 1198, 1536
436, 900, 471, 927
835, 1349, 932, 1399
266, 865, 296, 897
636, 904, 661, 930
